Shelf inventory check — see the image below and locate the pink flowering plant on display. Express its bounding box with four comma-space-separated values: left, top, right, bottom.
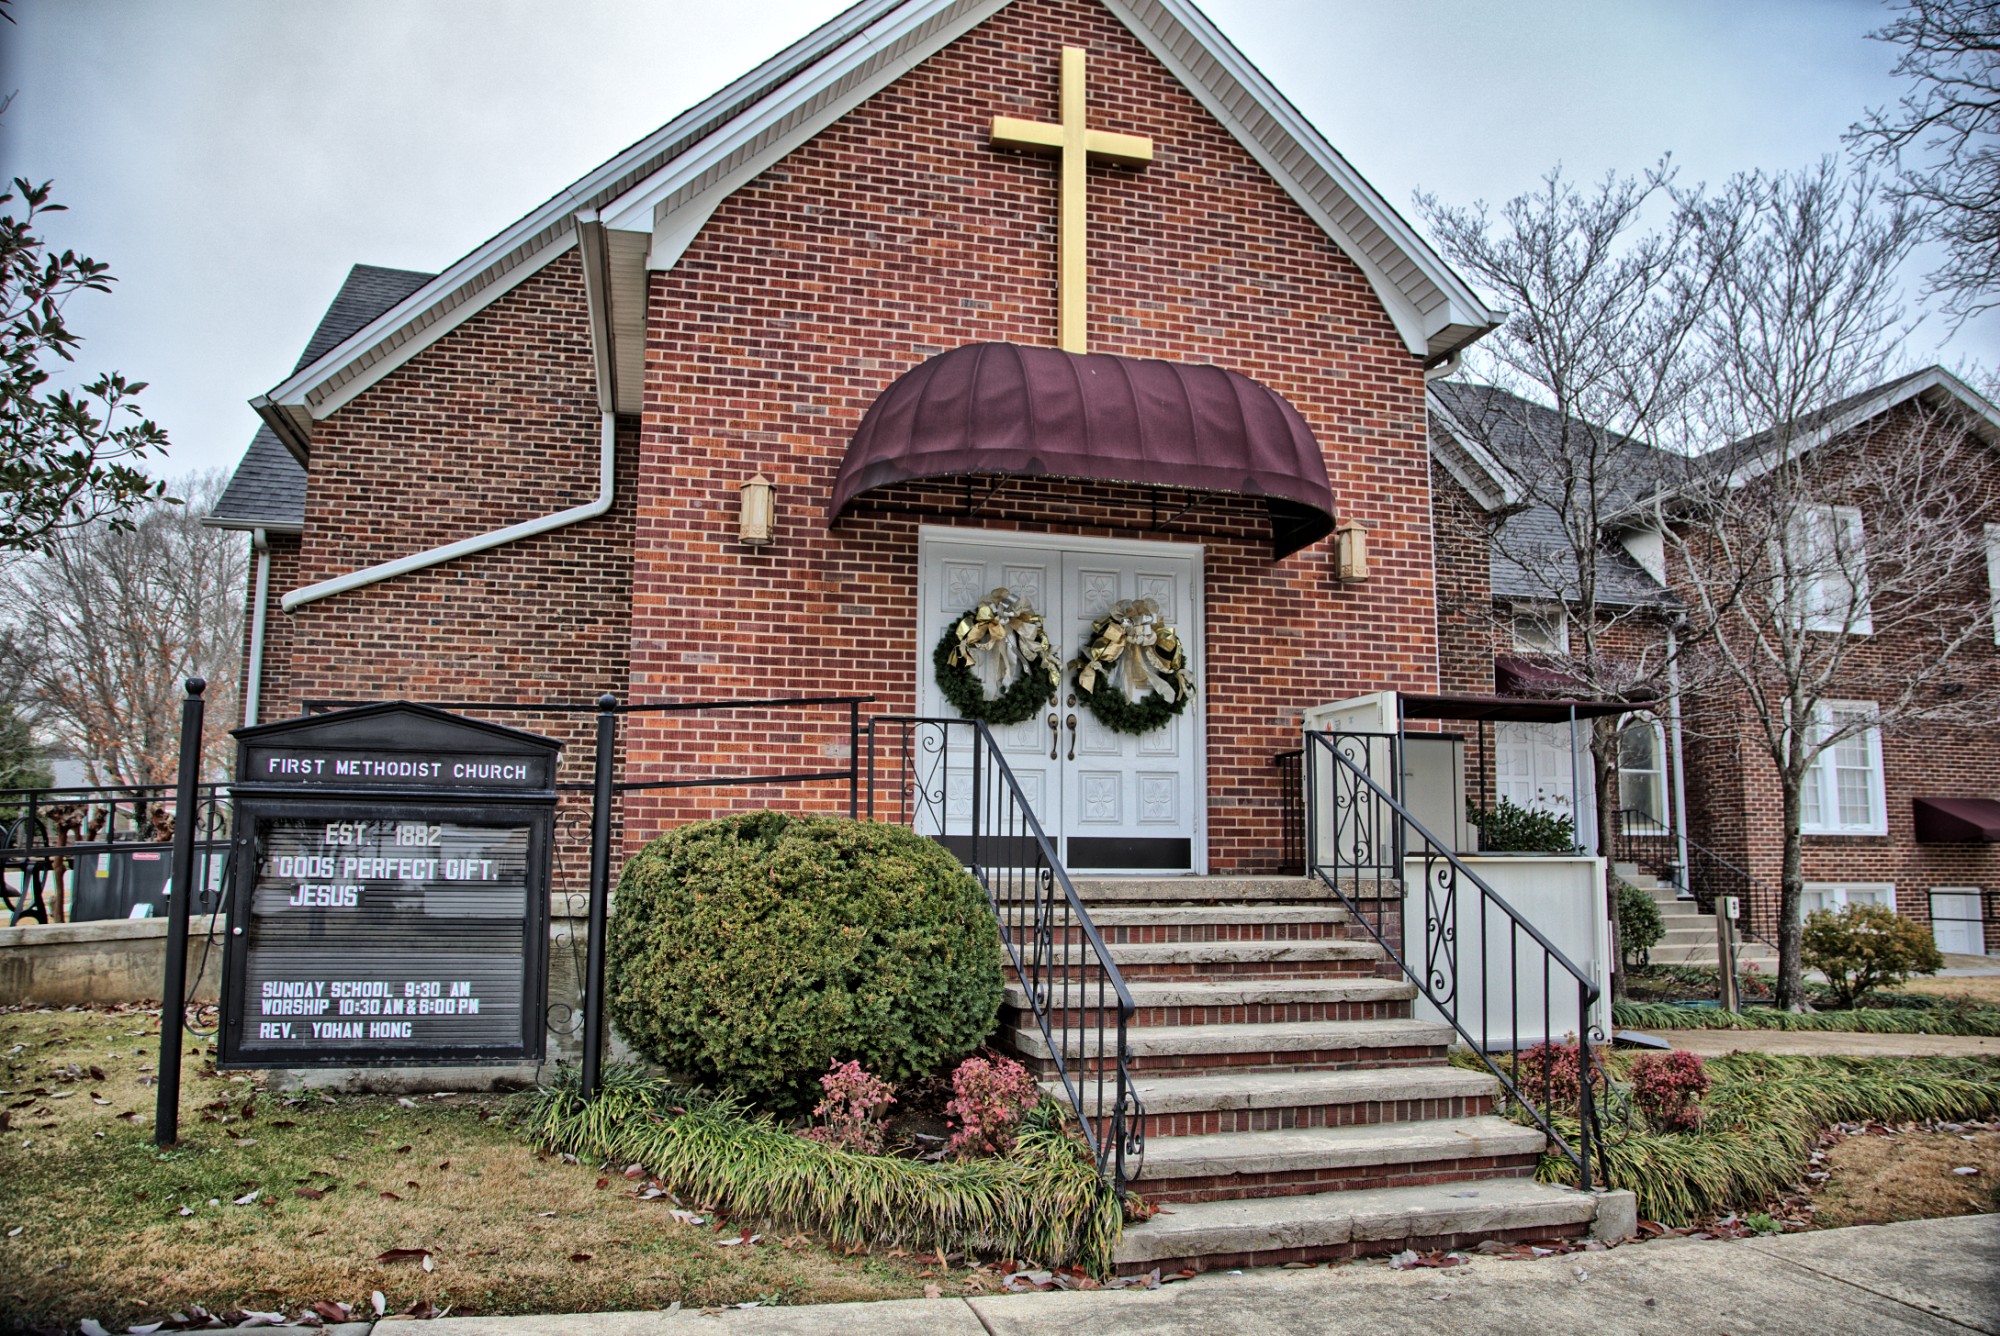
1627, 1048, 1711, 1131
800, 1059, 897, 1155
945, 1053, 1043, 1157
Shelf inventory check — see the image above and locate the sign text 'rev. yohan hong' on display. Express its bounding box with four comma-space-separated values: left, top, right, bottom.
220, 703, 561, 1069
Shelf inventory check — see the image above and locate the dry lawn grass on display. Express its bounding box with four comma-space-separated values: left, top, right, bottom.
0, 1008, 969, 1331
1887, 974, 2000, 1008
1811, 1128, 2000, 1229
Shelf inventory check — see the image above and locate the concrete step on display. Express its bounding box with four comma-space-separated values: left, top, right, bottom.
1113, 1177, 1600, 1271
1124, 1065, 1498, 1138
1006, 977, 1415, 1028
1073, 876, 1386, 905
1070, 904, 1358, 947
1004, 1017, 1453, 1076
1102, 940, 1385, 981
1129, 1116, 1547, 1201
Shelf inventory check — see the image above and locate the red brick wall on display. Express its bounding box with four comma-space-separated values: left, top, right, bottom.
1675, 400, 2000, 952
1431, 463, 1496, 697
624, 0, 1438, 872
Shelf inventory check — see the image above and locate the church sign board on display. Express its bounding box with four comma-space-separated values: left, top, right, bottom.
218, 703, 560, 1069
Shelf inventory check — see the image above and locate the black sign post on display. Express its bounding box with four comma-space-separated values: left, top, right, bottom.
219, 703, 560, 1070
155, 678, 207, 1147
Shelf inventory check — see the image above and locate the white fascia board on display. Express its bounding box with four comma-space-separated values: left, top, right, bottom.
1425, 390, 1522, 511
256, 0, 916, 430
1102, 0, 1499, 360
1722, 367, 2000, 491
600, 0, 1007, 247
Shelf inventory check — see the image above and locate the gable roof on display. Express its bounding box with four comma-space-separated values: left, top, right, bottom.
251, 0, 1498, 457
210, 264, 435, 532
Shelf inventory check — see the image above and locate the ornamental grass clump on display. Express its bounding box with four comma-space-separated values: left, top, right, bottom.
946, 1054, 1042, 1157
605, 812, 1004, 1112
521, 1064, 1122, 1274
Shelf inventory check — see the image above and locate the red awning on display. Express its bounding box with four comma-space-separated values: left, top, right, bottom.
1398, 692, 1634, 723
1913, 796, 2000, 843
829, 342, 1337, 558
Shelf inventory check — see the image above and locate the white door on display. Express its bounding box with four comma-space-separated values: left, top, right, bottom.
917, 530, 1202, 873
1493, 721, 1594, 848
1930, 889, 1987, 956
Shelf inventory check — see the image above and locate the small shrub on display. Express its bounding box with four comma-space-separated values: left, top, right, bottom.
1471, 796, 1576, 853
606, 812, 1005, 1111
1513, 1038, 1608, 1112
801, 1059, 896, 1155
946, 1054, 1042, 1157
1628, 1048, 1710, 1130
1614, 877, 1665, 965
1802, 903, 1945, 1009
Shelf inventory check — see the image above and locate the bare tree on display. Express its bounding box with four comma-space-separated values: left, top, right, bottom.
4, 473, 244, 785
1417, 166, 1709, 881
1661, 160, 1994, 1010
1849, 0, 2000, 321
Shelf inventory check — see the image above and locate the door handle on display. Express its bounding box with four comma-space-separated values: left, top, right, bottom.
1066, 713, 1078, 761
1048, 713, 1060, 760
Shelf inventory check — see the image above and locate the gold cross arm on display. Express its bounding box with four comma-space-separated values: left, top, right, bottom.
990, 47, 1153, 352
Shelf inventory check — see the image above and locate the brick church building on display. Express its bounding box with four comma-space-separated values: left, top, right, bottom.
211, 0, 1502, 878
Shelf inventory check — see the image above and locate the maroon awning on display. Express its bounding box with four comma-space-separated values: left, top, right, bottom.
1398, 692, 1634, 723
1913, 796, 2000, 843
829, 342, 1337, 558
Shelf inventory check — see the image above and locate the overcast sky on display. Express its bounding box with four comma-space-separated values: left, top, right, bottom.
5, 0, 1996, 482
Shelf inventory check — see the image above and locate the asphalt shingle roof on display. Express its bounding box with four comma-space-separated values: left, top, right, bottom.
210, 265, 434, 530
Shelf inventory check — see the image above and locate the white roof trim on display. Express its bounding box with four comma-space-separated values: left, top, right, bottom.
1721, 366, 2000, 489
1426, 388, 1522, 512
261, 0, 1499, 448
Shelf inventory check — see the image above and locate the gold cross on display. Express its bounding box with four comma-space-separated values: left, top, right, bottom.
991, 47, 1153, 354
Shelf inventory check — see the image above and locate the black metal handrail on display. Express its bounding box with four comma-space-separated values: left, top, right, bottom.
1305, 730, 1605, 1190
866, 716, 1139, 1191
1272, 748, 1304, 876
1611, 806, 1780, 955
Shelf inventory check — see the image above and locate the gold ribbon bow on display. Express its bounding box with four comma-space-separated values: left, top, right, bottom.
949, 588, 1060, 699
1077, 598, 1189, 704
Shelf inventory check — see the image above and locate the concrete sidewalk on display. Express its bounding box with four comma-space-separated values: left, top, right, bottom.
412, 1213, 1998, 1336
1663, 1028, 2000, 1058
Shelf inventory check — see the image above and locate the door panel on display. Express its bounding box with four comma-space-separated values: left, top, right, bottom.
918, 533, 1201, 873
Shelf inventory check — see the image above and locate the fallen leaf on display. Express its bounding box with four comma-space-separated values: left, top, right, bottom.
397, 1097, 419, 1108
177, 1207, 193, 1217
923, 1284, 943, 1300
596, 1177, 610, 1190
294, 1188, 325, 1201
377, 1247, 433, 1266
372, 1291, 387, 1317
379, 1191, 402, 1202
232, 1191, 260, 1206
394, 1144, 413, 1154
310, 1300, 351, 1322
570, 1252, 592, 1263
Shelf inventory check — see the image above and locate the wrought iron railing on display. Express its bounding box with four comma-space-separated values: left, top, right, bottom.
1, 782, 232, 925
867, 716, 1139, 1191
1611, 805, 1780, 956
1305, 730, 1605, 1190
1273, 748, 1304, 876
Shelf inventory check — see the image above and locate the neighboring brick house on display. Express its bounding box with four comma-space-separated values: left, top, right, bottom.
1421, 371, 2000, 958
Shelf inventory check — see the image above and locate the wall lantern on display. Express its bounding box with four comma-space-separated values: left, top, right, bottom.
739, 473, 775, 547
1333, 518, 1370, 583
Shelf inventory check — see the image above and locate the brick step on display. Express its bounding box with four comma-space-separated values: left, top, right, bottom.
1072, 876, 1390, 905
1127, 1116, 1546, 1203
1003, 1017, 1452, 1077
1119, 1066, 1499, 1139
1004, 977, 1414, 1029
1104, 941, 1385, 981
1113, 1177, 1600, 1273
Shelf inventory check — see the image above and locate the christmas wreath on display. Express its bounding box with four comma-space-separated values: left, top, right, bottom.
933, 588, 1061, 726
1071, 598, 1195, 735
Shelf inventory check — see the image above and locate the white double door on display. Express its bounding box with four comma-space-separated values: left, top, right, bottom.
917, 529, 1203, 874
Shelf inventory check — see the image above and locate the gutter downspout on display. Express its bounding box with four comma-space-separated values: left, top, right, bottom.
1423, 349, 1462, 382
246, 529, 270, 726
282, 213, 620, 613
1666, 623, 1692, 897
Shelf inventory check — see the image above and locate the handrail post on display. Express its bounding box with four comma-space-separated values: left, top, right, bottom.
1577, 976, 1596, 1193
847, 701, 860, 820
155, 678, 206, 1148
581, 694, 618, 1099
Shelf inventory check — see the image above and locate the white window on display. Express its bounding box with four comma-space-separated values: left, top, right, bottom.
1511, 606, 1569, 655
1929, 888, 1987, 956
1616, 714, 1668, 828
1784, 504, 1871, 634
1985, 524, 2000, 647
1802, 882, 1896, 915
1799, 700, 1887, 836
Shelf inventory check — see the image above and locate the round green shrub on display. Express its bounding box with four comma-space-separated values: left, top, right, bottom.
605, 812, 1004, 1111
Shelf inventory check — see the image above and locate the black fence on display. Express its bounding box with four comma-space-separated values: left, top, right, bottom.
1, 781, 232, 925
